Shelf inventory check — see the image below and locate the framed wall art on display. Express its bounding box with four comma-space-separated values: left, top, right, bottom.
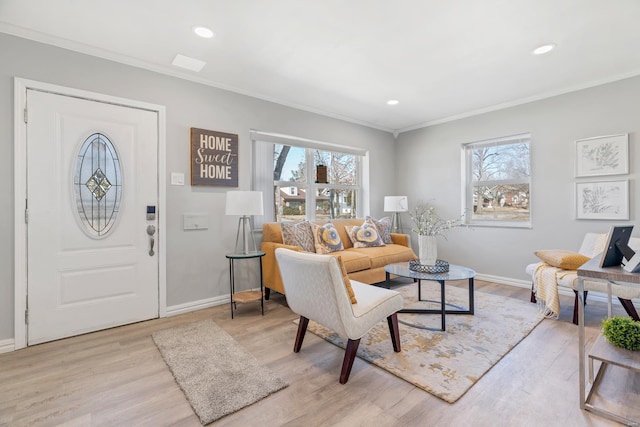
190, 127, 238, 186
575, 180, 629, 220
575, 133, 628, 177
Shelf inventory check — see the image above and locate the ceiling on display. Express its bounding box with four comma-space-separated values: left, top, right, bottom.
2, 0, 640, 133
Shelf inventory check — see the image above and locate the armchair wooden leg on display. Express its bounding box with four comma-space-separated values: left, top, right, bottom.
572, 290, 588, 325
340, 338, 361, 384
294, 316, 309, 353
618, 298, 640, 321
387, 313, 401, 352
530, 281, 537, 303
264, 287, 271, 300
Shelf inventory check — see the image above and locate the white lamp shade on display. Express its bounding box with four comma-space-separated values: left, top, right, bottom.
384, 196, 408, 212
225, 191, 264, 216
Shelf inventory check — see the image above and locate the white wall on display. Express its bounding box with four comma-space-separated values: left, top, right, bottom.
0, 33, 398, 341
396, 76, 640, 281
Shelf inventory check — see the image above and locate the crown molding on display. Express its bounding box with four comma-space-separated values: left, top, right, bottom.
397, 69, 640, 135
0, 23, 394, 134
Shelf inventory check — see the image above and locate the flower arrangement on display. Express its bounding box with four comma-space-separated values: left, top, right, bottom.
410, 202, 463, 238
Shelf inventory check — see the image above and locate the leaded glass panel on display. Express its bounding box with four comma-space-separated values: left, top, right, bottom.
74, 133, 122, 237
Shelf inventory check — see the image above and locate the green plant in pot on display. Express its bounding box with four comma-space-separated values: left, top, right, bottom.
601, 316, 640, 351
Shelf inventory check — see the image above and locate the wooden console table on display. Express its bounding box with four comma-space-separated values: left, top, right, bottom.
577, 257, 640, 425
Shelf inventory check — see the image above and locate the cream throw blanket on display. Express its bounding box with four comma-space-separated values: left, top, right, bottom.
533, 263, 575, 319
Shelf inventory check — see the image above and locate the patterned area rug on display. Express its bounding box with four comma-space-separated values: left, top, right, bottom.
305, 282, 544, 403
152, 319, 288, 424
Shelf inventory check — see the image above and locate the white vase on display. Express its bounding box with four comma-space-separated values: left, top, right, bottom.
418, 235, 437, 266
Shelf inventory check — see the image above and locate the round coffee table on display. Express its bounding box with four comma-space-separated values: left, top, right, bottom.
384, 262, 476, 331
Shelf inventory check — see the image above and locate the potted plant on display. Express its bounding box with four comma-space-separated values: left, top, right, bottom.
410, 202, 462, 266
602, 316, 640, 351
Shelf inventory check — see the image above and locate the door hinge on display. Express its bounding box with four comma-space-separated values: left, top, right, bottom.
25, 209, 28, 224
25, 309, 28, 324
23, 107, 27, 124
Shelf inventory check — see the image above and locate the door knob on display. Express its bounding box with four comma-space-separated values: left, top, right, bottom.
147, 225, 156, 256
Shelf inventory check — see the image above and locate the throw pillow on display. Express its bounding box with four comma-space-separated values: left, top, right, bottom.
312, 222, 344, 254
345, 222, 385, 249
336, 255, 357, 304
367, 216, 393, 244
535, 249, 591, 270
281, 221, 315, 253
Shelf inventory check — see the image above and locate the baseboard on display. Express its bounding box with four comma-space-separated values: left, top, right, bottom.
165, 286, 266, 317
475, 273, 531, 289
0, 338, 15, 354
477, 273, 631, 305
165, 295, 230, 317
0, 297, 231, 353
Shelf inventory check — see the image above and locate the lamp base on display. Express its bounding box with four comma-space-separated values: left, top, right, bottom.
391, 211, 403, 234
234, 216, 258, 254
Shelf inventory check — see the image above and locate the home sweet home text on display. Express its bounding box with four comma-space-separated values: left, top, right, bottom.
190, 128, 238, 186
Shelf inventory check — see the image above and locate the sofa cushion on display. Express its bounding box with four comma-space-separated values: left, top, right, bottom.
281, 221, 315, 252
535, 249, 591, 270
345, 221, 385, 249
348, 244, 416, 269
525, 262, 539, 276
321, 218, 363, 249
329, 250, 371, 273
368, 216, 393, 244
312, 222, 344, 254
263, 222, 284, 244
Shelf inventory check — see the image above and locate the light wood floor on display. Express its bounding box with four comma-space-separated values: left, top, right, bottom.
1, 280, 637, 427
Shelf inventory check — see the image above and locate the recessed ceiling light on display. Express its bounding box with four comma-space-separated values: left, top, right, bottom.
172, 54, 206, 72
387, 100, 399, 106
193, 26, 215, 39
532, 44, 556, 55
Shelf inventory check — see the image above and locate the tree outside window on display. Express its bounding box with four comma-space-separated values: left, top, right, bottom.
463, 134, 531, 227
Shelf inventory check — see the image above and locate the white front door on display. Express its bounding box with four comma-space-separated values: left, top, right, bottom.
26, 89, 159, 345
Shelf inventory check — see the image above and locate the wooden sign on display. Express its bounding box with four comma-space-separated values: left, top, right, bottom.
190, 128, 238, 186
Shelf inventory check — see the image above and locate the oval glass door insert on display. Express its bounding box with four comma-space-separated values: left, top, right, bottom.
74, 133, 122, 237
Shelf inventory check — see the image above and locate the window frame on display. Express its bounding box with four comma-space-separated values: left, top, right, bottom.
461, 133, 532, 228
252, 130, 369, 226
273, 150, 362, 221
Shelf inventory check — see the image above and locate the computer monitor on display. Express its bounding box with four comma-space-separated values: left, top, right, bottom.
600, 225, 635, 268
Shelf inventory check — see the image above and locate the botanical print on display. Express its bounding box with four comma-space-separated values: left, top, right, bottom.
576, 181, 628, 220
575, 134, 628, 177
581, 142, 620, 172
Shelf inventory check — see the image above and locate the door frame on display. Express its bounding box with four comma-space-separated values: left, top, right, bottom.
13, 77, 167, 350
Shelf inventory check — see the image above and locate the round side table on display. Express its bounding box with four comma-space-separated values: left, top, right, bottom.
226, 251, 265, 319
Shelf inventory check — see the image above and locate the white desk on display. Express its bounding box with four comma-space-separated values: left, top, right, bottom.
577, 257, 640, 425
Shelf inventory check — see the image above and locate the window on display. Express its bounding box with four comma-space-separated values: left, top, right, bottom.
73, 133, 122, 238
462, 133, 531, 227
273, 145, 359, 222
252, 131, 367, 225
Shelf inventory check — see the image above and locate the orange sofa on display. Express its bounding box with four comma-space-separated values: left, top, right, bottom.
261, 218, 417, 298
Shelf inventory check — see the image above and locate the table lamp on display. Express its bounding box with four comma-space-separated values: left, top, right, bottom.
384, 196, 408, 233
225, 191, 264, 254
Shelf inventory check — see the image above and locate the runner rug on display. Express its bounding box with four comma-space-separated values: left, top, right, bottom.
152, 319, 288, 424
305, 282, 544, 403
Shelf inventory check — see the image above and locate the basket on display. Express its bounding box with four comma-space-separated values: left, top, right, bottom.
409, 259, 449, 274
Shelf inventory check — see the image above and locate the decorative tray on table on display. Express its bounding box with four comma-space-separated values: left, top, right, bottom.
409, 259, 450, 274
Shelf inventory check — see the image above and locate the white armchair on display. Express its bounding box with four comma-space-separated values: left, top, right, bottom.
275, 248, 403, 384
526, 233, 640, 324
